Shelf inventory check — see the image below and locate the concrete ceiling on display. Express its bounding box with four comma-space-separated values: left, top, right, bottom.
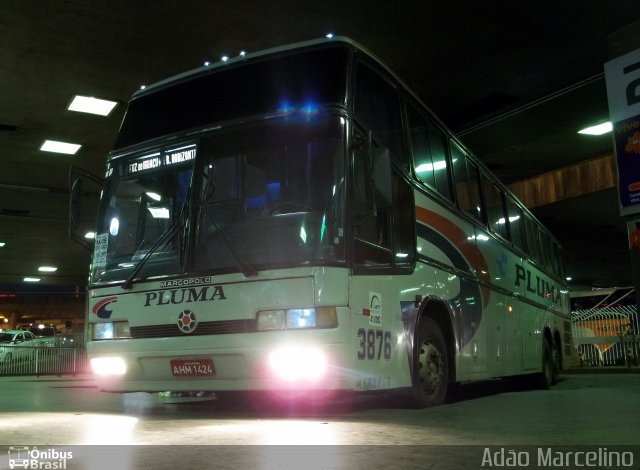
1, 0, 640, 291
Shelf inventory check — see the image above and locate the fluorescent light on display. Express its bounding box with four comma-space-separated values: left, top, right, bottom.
68, 95, 118, 116
23, 277, 41, 283
38, 266, 58, 272
146, 192, 162, 201
84, 232, 95, 239
578, 122, 612, 136
416, 160, 447, 172
148, 207, 170, 219
0, 242, 5, 247
40, 140, 81, 155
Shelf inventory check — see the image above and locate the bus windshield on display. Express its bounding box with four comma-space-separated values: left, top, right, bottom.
91, 116, 346, 284
91, 144, 196, 284
193, 116, 346, 274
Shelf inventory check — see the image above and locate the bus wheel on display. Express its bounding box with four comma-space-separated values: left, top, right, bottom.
551, 341, 560, 386
410, 317, 449, 408
534, 338, 555, 390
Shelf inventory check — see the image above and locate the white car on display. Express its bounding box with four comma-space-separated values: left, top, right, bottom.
0, 330, 41, 364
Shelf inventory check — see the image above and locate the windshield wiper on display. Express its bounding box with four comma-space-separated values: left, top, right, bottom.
122, 189, 191, 290
202, 172, 256, 277
207, 208, 257, 277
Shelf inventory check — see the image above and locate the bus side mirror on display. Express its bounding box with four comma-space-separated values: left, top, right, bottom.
372, 146, 392, 209
69, 177, 83, 232
69, 166, 103, 250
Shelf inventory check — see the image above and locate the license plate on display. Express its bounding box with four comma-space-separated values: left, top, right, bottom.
170, 358, 215, 377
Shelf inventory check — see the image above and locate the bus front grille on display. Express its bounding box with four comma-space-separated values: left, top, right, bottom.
130, 319, 257, 338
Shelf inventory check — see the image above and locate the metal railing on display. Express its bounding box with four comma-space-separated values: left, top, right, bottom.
572, 305, 639, 367
0, 343, 88, 377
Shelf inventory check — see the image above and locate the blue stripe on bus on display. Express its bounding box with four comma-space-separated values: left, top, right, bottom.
415, 223, 484, 349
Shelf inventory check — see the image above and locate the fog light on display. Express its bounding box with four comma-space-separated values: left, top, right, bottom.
91, 321, 131, 340
269, 346, 326, 381
286, 308, 316, 328
256, 307, 337, 330
256, 310, 286, 330
91, 357, 127, 376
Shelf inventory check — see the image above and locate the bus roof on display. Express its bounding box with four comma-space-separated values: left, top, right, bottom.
131, 36, 364, 100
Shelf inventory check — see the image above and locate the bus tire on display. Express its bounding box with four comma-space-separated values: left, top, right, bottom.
533, 337, 555, 390
405, 317, 450, 408
551, 339, 560, 385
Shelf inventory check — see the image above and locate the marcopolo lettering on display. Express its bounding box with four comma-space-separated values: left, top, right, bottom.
514, 263, 562, 306
144, 285, 227, 307
159, 276, 212, 288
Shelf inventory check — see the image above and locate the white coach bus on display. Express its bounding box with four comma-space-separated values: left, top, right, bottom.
71, 36, 571, 407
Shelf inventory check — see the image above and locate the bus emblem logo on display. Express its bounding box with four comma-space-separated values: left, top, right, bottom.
177, 309, 198, 334
92, 296, 118, 319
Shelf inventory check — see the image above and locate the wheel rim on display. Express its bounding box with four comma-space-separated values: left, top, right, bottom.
418, 340, 443, 395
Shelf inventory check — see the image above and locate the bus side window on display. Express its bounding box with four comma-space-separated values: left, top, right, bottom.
553, 242, 565, 278
524, 215, 543, 265
451, 141, 483, 222
392, 171, 416, 266
507, 197, 527, 252
352, 139, 392, 266
406, 104, 452, 201
483, 176, 509, 240
354, 61, 408, 170
539, 231, 555, 276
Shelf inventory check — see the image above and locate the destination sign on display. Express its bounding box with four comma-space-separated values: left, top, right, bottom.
127, 144, 197, 175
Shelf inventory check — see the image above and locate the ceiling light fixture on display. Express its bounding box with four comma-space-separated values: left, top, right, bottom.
578, 122, 612, 136
68, 95, 118, 116
23, 277, 41, 283
84, 232, 95, 239
40, 140, 81, 155
38, 266, 58, 272
0, 242, 5, 247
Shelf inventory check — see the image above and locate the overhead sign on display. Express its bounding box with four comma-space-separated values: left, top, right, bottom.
605, 48, 640, 216
127, 144, 197, 176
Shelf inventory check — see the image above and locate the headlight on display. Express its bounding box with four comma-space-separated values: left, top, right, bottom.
91, 357, 127, 376
269, 346, 326, 381
90, 321, 131, 340
256, 307, 337, 331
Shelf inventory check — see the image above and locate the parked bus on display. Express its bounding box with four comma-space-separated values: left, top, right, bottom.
70, 36, 571, 407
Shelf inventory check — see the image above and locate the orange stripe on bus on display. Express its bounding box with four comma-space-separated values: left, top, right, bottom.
415, 206, 490, 306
